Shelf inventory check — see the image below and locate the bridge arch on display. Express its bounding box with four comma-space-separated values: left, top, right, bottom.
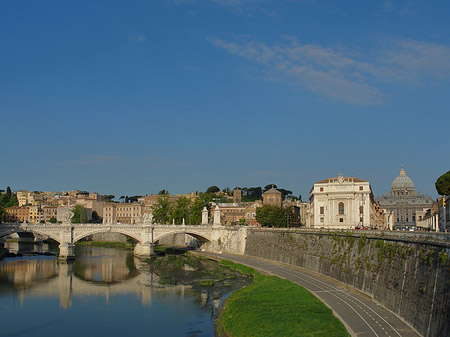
0, 227, 61, 244
73, 229, 143, 244
154, 230, 212, 245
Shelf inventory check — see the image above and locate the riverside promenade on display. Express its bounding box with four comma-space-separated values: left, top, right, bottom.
200, 251, 421, 337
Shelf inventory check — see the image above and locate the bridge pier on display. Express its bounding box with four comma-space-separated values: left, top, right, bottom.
133, 243, 155, 258
58, 243, 76, 261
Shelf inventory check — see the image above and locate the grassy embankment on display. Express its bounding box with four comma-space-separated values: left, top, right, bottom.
216, 260, 350, 337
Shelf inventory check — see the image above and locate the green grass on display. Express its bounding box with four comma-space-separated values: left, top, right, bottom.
220, 260, 258, 277
217, 263, 350, 337
75, 241, 133, 249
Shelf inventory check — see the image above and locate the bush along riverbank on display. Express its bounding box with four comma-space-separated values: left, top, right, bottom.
75, 241, 134, 249
216, 260, 350, 337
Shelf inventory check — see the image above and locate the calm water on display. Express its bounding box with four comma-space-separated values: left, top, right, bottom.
0, 243, 251, 337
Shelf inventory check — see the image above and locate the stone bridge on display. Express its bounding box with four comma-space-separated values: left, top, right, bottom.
0, 222, 248, 260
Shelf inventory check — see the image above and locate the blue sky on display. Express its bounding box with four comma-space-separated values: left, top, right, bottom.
1, 0, 449, 199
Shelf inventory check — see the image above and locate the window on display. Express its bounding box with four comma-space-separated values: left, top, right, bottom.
338, 202, 344, 214
359, 206, 363, 214
359, 186, 363, 191
340, 218, 343, 222
320, 206, 324, 215
320, 218, 324, 223
320, 187, 324, 192
360, 217, 363, 223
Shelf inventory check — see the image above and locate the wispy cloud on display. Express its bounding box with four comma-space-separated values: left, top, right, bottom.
209, 36, 450, 104
129, 34, 147, 42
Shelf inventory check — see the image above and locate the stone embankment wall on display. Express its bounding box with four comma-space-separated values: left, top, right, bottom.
244, 229, 450, 337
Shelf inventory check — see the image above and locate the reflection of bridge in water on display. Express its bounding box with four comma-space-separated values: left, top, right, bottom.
0, 255, 211, 309
0, 223, 248, 260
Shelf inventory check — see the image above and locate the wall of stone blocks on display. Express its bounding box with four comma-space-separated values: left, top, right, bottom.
244, 230, 450, 337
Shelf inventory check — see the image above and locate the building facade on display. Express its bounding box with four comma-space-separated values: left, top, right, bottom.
376, 166, 433, 231
309, 174, 374, 229
103, 203, 143, 224
263, 188, 283, 207
5, 206, 30, 223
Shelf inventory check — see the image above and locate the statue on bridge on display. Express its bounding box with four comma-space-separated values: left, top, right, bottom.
137, 213, 153, 225
61, 211, 74, 225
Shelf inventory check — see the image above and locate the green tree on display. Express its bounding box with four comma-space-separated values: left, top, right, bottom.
91, 211, 100, 223
127, 195, 142, 203
72, 205, 88, 223
264, 184, 277, 191
104, 195, 115, 201
206, 186, 220, 194
49, 216, 57, 224
256, 205, 285, 227
435, 170, 450, 195
151, 196, 172, 224
158, 189, 169, 195
170, 197, 191, 225
189, 198, 205, 225
256, 205, 299, 228
6, 186, 12, 198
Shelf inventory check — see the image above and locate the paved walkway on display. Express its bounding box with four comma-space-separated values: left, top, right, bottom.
199, 252, 421, 337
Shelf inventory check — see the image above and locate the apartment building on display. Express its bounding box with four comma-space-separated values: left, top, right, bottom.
103, 203, 143, 224
5, 206, 30, 223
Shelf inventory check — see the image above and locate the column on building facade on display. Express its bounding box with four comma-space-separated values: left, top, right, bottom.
329, 199, 332, 225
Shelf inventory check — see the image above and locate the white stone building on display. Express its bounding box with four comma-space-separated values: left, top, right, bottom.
308, 174, 374, 229
376, 166, 433, 231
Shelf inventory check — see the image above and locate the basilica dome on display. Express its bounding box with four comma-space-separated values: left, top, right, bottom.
391, 166, 415, 190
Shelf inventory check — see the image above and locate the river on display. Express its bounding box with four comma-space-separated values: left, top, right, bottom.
0, 243, 252, 337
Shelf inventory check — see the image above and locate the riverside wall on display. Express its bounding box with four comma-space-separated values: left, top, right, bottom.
244, 229, 450, 337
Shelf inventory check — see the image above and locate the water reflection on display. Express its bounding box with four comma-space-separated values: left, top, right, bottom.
0, 246, 251, 312
1, 246, 252, 336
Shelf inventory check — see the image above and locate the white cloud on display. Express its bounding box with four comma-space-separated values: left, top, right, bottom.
129, 34, 147, 42
209, 36, 450, 104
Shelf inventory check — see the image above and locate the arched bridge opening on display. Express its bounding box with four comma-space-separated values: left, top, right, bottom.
154, 231, 212, 250
73, 229, 143, 246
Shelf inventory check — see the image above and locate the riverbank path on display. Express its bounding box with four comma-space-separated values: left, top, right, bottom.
199, 252, 421, 337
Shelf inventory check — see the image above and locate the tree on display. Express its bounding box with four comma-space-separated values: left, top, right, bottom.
91, 211, 100, 223
256, 205, 286, 227
241, 187, 263, 202
104, 195, 115, 201
206, 186, 220, 194
127, 195, 142, 203
158, 189, 169, 195
435, 170, 450, 196
278, 188, 293, 199
49, 216, 57, 224
6, 186, 12, 198
256, 205, 299, 228
72, 205, 88, 223
189, 198, 205, 225
264, 184, 277, 191
170, 197, 191, 225
151, 196, 172, 224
